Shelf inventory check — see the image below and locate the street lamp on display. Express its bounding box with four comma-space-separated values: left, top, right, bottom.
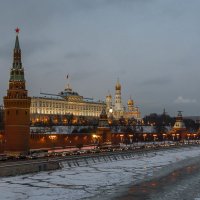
120, 134, 124, 143
92, 134, 97, 144
49, 135, 57, 151
187, 133, 191, 144
143, 133, 147, 142
92, 134, 100, 146
172, 134, 175, 141
176, 133, 180, 141
162, 133, 166, 144
153, 134, 157, 142
129, 134, 133, 144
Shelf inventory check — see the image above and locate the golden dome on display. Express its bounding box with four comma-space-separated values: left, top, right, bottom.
106, 92, 112, 99
115, 80, 121, 90
128, 99, 134, 105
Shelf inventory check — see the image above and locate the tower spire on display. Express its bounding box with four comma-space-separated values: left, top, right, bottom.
14, 27, 20, 49
4, 28, 31, 155
14, 35, 20, 50
10, 28, 24, 81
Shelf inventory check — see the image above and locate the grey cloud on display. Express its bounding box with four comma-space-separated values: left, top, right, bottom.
141, 77, 172, 86
174, 96, 197, 104
1, 0, 200, 117
65, 52, 91, 59
23, 39, 55, 57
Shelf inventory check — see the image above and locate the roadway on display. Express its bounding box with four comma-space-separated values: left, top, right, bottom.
0, 142, 198, 169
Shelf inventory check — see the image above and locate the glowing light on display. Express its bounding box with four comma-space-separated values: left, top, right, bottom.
92, 134, 98, 138
49, 135, 57, 140
129, 134, 133, 137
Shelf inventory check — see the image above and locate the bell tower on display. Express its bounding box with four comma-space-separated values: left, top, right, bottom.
3, 28, 31, 155
114, 79, 124, 119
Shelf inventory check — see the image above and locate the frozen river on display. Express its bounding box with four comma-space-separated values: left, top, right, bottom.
1, 146, 200, 200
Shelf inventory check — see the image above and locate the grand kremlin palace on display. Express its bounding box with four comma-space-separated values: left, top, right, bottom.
30, 84, 105, 120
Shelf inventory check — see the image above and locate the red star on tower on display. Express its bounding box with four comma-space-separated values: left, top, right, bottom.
15, 27, 20, 34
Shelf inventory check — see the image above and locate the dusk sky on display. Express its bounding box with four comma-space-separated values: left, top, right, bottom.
0, 0, 200, 117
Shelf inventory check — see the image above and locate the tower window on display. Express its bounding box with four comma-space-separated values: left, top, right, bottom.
16, 110, 18, 115
7, 111, 10, 115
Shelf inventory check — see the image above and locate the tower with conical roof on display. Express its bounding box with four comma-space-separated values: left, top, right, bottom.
170, 111, 186, 140
173, 111, 186, 130
3, 28, 31, 155
106, 91, 112, 116
114, 79, 124, 118
97, 108, 111, 144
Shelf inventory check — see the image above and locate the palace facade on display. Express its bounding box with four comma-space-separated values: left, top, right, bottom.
30, 83, 105, 123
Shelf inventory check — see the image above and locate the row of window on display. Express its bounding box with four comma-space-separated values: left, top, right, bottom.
31, 101, 102, 111
30, 109, 100, 116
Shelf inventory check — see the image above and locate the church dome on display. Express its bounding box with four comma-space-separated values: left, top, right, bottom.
106, 93, 112, 99
115, 80, 121, 90
128, 99, 134, 106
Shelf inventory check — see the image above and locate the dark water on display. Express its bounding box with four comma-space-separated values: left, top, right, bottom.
116, 161, 200, 200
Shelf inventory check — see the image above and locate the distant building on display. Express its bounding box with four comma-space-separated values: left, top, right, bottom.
106, 79, 141, 120
30, 81, 105, 123
173, 111, 186, 131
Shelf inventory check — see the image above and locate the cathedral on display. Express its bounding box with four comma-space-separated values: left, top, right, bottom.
106, 80, 141, 120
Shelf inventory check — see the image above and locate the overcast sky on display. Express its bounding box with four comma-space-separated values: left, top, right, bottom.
0, 0, 200, 117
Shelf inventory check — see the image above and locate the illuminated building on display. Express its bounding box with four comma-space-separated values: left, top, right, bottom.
106, 80, 141, 120
169, 111, 186, 140
113, 79, 124, 119
3, 29, 31, 155
96, 108, 111, 144
30, 82, 106, 121
125, 97, 141, 119
173, 111, 186, 130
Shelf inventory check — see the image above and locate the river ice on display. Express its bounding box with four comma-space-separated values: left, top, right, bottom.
1, 146, 200, 200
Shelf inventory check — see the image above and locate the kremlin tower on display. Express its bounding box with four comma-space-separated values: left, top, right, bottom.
97, 108, 111, 144
106, 91, 112, 116
114, 79, 124, 118
170, 111, 186, 140
173, 111, 186, 131
3, 28, 31, 155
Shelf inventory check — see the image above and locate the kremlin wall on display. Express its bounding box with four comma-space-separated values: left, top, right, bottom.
0, 30, 199, 156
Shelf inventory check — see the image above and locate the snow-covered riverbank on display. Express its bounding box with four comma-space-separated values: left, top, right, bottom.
1, 146, 200, 200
